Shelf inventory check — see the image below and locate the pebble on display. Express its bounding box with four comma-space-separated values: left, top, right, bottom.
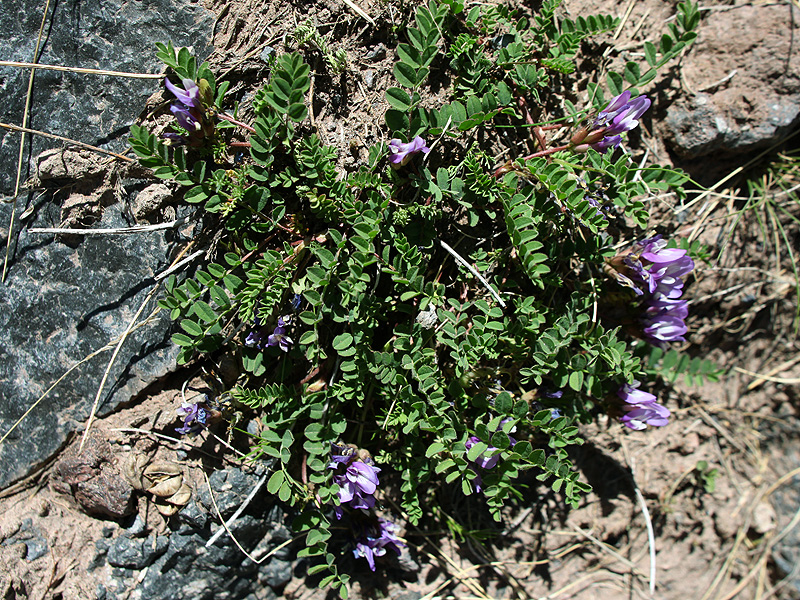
25, 538, 49, 561
365, 43, 386, 62
364, 70, 376, 89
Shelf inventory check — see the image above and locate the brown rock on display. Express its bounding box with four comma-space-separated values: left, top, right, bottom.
53, 436, 135, 519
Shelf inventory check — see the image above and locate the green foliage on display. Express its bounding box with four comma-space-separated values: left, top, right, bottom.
132, 2, 705, 593
644, 346, 726, 386
293, 20, 348, 74
694, 460, 720, 494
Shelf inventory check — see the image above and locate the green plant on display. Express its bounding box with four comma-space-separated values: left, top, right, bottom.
694, 460, 720, 494
129, 0, 702, 594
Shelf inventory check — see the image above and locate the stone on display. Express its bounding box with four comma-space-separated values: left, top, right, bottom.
259, 558, 292, 589
130, 183, 174, 222
0, 0, 215, 198
53, 436, 136, 519
0, 200, 179, 490
363, 70, 376, 90
107, 534, 169, 569
365, 43, 386, 62
24, 538, 48, 561
662, 4, 800, 161
0, 0, 214, 489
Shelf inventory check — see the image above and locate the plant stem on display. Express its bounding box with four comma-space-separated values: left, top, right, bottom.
218, 112, 256, 133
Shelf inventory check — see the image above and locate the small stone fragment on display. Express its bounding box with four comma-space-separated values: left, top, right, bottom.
752, 501, 777, 535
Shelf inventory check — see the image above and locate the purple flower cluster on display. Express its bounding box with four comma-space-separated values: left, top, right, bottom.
622, 236, 695, 345
388, 136, 430, 168
571, 91, 651, 154
245, 315, 293, 352
617, 381, 670, 430
328, 444, 381, 517
352, 517, 405, 572
163, 77, 213, 145
175, 400, 209, 435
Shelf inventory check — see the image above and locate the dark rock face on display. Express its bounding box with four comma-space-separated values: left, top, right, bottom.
770, 440, 800, 597
662, 4, 800, 160
100, 467, 289, 600
0, 199, 179, 489
0, 0, 214, 489
0, 0, 215, 198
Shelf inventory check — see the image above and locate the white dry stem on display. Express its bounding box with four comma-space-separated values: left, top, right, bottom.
0, 60, 163, 78
29, 218, 190, 236
675, 128, 800, 216
3, 0, 52, 283
341, 0, 375, 25
202, 471, 302, 563
0, 122, 135, 163
439, 240, 507, 308
79, 246, 202, 451
634, 486, 657, 595
206, 473, 267, 547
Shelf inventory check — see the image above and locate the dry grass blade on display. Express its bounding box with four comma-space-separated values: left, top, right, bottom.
29, 218, 189, 235
3, 0, 52, 283
440, 240, 506, 307
0, 60, 163, 78
0, 314, 159, 448
0, 122, 135, 162
734, 365, 800, 388
79, 243, 200, 450
202, 471, 302, 563
206, 473, 268, 547
341, 0, 375, 25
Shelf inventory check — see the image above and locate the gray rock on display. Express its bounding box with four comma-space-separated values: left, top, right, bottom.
107, 534, 169, 569
130, 183, 174, 222
0, 0, 214, 490
259, 558, 292, 589
196, 467, 263, 518
365, 43, 386, 62
665, 93, 800, 159
25, 537, 49, 561
178, 499, 209, 531
661, 3, 800, 160
0, 200, 179, 489
0, 0, 215, 198
770, 439, 800, 596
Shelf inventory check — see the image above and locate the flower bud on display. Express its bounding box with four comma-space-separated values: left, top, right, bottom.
570, 126, 589, 146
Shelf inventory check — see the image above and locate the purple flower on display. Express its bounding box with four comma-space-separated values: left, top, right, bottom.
388, 136, 430, 168
572, 91, 651, 154
464, 419, 517, 492
616, 382, 670, 430
610, 235, 695, 345
617, 381, 657, 405
266, 316, 293, 352
163, 78, 212, 145
620, 402, 671, 431
465, 436, 501, 471
642, 313, 688, 344
328, 444, 381, 516
353, 518, 404, 571
165, 78, 202, 111
598, 93, 651, 137
245, 316, 293, 352
170, 103, 202, 132
175, 400, 209, 435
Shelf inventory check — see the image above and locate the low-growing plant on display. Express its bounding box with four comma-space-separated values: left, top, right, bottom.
130, 1, 703, 594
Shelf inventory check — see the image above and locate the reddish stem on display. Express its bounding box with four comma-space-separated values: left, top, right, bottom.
217, 112, 256, 133
520, 145, 570, 161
